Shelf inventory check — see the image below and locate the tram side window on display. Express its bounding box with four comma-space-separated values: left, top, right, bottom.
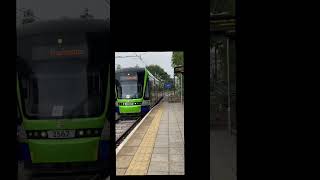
153, 83, 155, 100
155, 81, 158, 99
150, 80, 154, 102
145, 79, 150, 100
138, 84, 143, 98
137, 71, 145, 98
159, 83, 162, 94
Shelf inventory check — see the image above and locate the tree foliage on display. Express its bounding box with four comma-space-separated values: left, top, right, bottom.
146, 65, 171, 82
171, 52, 184, 68
171, 52, 184, 92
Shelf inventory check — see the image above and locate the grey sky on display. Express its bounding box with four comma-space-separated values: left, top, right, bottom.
115, 52, 174, 78
17, 0, 109, 24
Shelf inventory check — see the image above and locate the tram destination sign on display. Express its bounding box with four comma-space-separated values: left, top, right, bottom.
32, 44, 88, 61
119, 73, 138, 81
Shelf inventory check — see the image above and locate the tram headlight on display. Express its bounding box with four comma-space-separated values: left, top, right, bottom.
34, 132, 39, 137
86, 129, 92, 135
76, 129, 101, 137
41, 131, 47, 138
78, 130, 84, 136
94, 129, 99, 135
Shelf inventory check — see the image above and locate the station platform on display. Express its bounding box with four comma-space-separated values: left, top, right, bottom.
116, 100, 184, 175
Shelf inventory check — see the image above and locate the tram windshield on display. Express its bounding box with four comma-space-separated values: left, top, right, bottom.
18, 61, 107, 119
116, 71, 144, 99
116, 81, 143, 99
17, 33, 108, 120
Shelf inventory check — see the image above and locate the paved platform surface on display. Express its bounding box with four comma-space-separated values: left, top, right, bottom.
211, 129, 237, 180
116, 100, 184, 175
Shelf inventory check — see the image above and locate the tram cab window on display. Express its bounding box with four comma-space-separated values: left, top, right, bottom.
116, 81, 141, 99
116, 71, 144, 99
17, 32, 108, 120
19, 64, 106, 119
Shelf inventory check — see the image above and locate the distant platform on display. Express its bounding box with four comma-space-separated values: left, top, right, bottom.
116, 100, 184, 175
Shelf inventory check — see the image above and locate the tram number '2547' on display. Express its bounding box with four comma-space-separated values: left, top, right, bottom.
48, 130, 75, 138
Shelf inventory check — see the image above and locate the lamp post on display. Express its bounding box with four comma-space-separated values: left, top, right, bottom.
174, 66, 184, 103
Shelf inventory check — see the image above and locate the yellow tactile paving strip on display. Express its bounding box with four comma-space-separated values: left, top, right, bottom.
124, 104, 164, 175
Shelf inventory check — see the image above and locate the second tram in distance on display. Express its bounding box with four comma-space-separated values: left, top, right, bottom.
115, 67, 164, 117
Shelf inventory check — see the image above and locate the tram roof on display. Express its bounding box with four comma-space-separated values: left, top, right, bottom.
116, 67, 145, 73
116, 67, 160, 81
17, 18, 110, 37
